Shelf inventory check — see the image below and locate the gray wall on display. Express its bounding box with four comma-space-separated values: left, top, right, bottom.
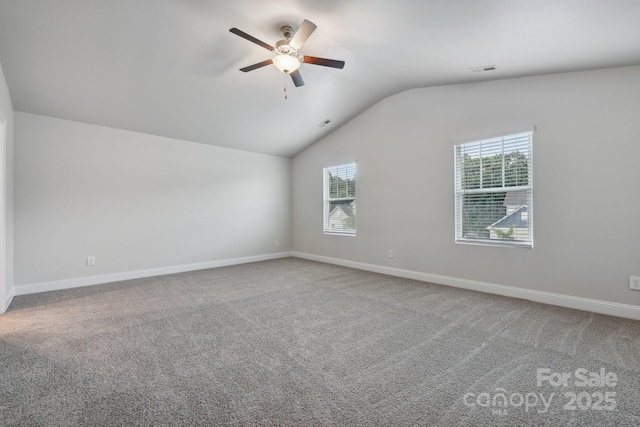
292, 66, 640, 306
0, 61, 14, 312
14, 113, 291, 285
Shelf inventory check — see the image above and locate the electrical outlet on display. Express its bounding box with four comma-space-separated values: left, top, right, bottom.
388, 250, 394, 259
630, 276, 640, 291
274, 240, 279, 247
87, 256, 96, 266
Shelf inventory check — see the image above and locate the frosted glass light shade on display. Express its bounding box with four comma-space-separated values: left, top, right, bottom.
272, 54, 300, 74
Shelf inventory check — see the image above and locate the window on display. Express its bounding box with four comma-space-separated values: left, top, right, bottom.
455, 131, 533, 248
323, 163, 356, 235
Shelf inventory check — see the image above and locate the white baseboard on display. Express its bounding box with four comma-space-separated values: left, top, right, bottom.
14, 252, 293, 297
2, 285, 15, 313
292, 252, 640, 321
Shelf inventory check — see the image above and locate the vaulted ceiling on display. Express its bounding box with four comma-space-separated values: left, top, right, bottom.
1, 0, 639, 157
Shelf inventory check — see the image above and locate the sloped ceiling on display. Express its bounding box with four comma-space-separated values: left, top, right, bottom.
1, 0, 639, 157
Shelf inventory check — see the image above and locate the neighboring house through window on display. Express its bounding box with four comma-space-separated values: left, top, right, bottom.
323, 163, 356, 235
454, 131, 533, 247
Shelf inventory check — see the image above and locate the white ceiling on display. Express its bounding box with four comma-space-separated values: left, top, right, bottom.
1, 0, 639, 158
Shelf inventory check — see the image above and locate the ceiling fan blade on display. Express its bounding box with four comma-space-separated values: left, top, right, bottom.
302, 56, 345, 69
229, 28, 274, 51
290, 70, 305, 87
289, 20, 317, 50
239, 59, 273, 72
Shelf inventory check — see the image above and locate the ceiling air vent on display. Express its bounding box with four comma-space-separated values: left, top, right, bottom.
318, 119, 331, 128
470, 65, 498, 73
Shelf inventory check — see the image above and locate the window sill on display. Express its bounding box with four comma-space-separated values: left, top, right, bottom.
455, 238, 532, 249
324, 231, 356, 237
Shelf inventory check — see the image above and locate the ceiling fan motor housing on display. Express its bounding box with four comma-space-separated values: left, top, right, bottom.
275, 39, 300, 56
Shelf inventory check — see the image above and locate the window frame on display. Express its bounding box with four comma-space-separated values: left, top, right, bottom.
323, 162, 356, 236
454, 130, 533, 248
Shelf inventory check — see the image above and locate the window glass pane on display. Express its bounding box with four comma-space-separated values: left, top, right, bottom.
455, 132, 532, 247
461, 189, 530, 242
327, 164, 356, 198
327, 201, 356, 232
324, 163, 356, 235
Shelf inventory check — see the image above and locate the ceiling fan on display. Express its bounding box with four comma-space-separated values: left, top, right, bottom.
229, 19, 345, 87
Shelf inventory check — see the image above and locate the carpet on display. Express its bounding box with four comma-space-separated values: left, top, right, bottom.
1, 258, 639, 426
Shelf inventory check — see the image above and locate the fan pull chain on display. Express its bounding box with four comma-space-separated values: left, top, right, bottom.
283, 75, 288, 100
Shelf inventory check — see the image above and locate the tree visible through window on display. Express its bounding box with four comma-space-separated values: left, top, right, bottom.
323, 163, 356, 235
455, 132, 533, 247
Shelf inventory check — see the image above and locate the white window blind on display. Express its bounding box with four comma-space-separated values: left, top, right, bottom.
455, 131, 533, 248
323, 163, 356, 235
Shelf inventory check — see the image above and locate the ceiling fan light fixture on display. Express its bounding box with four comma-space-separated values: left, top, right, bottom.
231, 19, 344, 87
272, 54, 301, 74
